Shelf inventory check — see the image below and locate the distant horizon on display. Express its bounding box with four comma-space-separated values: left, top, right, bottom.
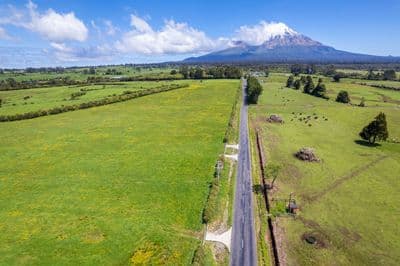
1, 0, 399, 68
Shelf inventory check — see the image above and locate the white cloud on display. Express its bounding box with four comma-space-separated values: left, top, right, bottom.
26, 1, 88, 42
0, 1, 88, 42
115, 15, 218, 54
50, 42, 114, 62
0, 26, 12, 40
104, 20, 117, 36
130, 15, 152, 33
234, 21, 298, 46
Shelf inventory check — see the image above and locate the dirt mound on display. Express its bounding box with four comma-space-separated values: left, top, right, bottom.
295, 147, 320, 162
267, 114, 284, 123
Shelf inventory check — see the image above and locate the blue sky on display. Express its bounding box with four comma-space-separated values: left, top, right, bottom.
0, 0, 399, 68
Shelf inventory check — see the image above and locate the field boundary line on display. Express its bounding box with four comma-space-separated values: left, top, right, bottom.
304, 155, 389, 202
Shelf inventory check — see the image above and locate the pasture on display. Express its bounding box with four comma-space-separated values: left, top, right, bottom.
252, 73, 400, 265
0, 81, 188, 116
0, 79, 239, 265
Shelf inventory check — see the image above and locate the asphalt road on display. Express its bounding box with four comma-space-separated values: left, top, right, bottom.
230, 78, 257, 266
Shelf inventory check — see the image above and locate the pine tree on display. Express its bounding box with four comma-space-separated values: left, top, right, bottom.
293, 79, 301, 90
303, 76, 314, 94
286, 75, 294, 88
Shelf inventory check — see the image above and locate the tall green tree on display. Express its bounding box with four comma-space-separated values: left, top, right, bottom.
246, 77, 263, 104
303, 75, 314, 94
312, 79, 328, 99
286, 75, 294, 87
359, 112, 389, 144
293, 79, 301, 90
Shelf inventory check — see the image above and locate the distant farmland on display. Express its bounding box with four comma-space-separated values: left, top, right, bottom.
0, 79, 239, 264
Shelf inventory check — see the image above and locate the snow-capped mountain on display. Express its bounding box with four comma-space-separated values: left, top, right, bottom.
184, 23, 400, 63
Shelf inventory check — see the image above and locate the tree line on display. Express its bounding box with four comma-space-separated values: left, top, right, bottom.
286, 75, 329, 99
178, 66, 242, 79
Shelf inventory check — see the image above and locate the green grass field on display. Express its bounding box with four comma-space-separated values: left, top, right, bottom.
0, 79, 239, 265
252, 73, 400, 265
0, 66, 179, 82
0, 81, 188, 116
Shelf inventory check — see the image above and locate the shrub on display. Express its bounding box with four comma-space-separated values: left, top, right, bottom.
336, 90, 350, 103
333, 74, 341, 82
359, 97, 366, 107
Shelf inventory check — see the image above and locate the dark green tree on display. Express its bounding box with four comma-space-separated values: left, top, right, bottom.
303, 76, 314, 94
293, 79, 301, 90
333, 73, 341, 82
286, 75, 294, 87
193, 67, 205, 79
336, 90, 351, 103
383, 70, 397, 81
312, 79, 328, 99
307, 64, 317, 74
359, 112, 389, 144
179, 66, 189, 79
323, 64, 337, 76
290, 64, 304, 76
246, 77, 263, 104
300, 75, 306, 84
367, 69, 378, 80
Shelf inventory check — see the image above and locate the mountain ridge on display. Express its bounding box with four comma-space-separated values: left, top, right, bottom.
184, 26, 400, 63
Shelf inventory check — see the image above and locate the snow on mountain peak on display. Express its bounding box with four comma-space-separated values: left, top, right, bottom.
234, 21, 298, 46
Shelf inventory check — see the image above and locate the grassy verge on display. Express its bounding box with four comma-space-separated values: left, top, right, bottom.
249, 124, 272, 266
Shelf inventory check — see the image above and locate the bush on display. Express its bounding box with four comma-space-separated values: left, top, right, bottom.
333, 74, 341, 82
336, 90, 351, 103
